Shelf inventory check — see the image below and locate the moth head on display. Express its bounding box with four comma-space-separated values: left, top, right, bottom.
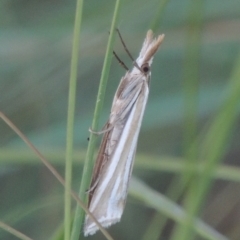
134, 30, 164, 75
140, 62, 151, 75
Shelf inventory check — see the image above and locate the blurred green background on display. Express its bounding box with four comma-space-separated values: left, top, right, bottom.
1, 0, 240, 240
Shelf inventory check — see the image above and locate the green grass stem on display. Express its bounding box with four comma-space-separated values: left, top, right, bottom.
65, 0, 84, 239
70, 1, 123, 239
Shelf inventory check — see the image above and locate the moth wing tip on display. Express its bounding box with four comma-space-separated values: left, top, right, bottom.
84, 216, 121, 236
158, 34, 165, 43
146, 30, 165, 46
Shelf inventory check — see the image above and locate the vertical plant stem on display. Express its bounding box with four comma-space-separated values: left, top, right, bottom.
182, 0, 203, 161
173, 42, 240, 240
65, 0, 84, 239
181, 51, 240, 239
150, 0, 170, 31
171, 1, 205, 240
70, 1, 123, 239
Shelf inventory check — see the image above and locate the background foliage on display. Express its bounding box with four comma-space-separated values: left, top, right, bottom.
1, 0, 240, 239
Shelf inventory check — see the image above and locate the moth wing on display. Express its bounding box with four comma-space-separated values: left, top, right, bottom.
84, 78, 149, 236
87, 73, 144, 198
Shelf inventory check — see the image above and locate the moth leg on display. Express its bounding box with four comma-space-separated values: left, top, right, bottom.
113, 50, 129, 71
89, 124, 114, 135
85, 177, 100, 194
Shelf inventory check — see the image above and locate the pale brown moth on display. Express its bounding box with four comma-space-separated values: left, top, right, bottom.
84, 30, 164, 236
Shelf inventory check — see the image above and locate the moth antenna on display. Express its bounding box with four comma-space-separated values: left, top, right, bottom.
116, 28, 135, 62
116, 28, 142, 72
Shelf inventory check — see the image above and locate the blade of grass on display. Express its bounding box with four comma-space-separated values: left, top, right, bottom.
0, 221, 33, 240
64, 0, 84, 239
130, 177, 228, 240
70, 1, 123, 239
170, 1, 205, 239
1, 148, 240, 183
0, 112, 114, 240
142, 176, 187, 240
142, 213, 165, 240
150, 0, 171, 32
172, 48, 240, 239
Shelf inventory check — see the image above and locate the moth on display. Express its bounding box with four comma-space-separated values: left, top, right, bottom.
84, 30, 164, 236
